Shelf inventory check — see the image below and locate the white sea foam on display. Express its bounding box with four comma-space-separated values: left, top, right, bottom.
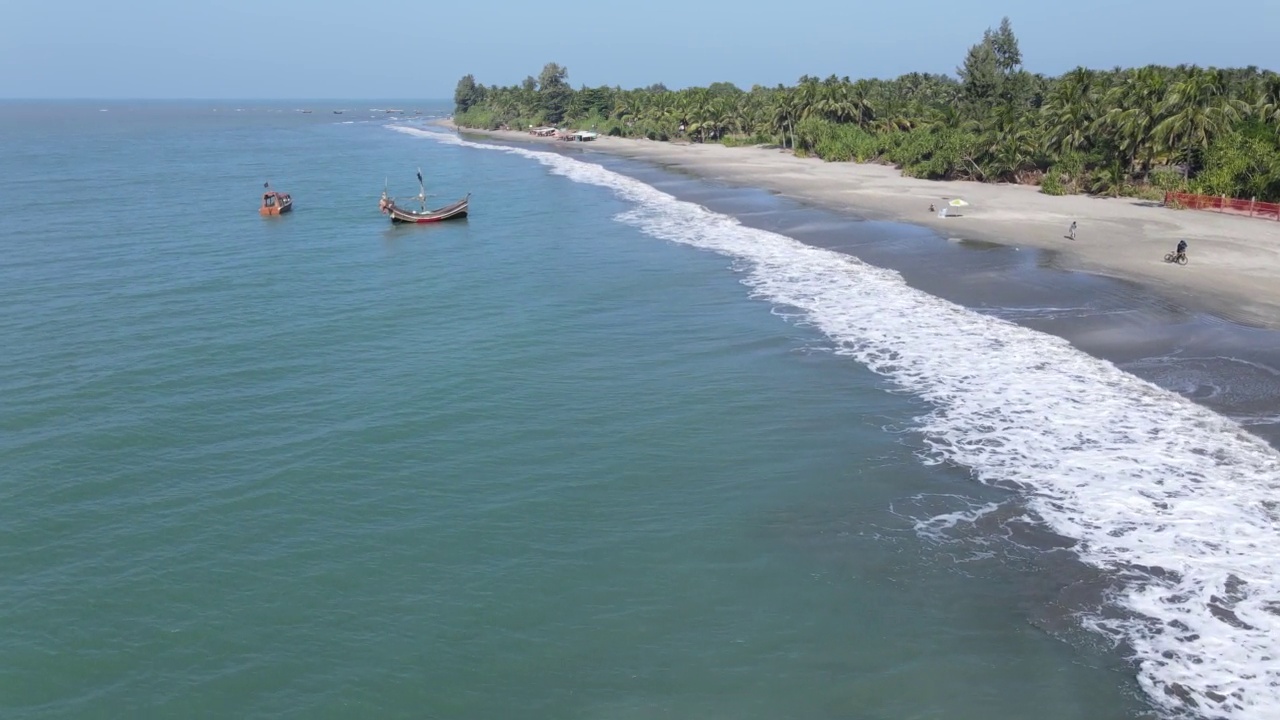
394, 125, 1280, 719
1236, 415, 1280, 427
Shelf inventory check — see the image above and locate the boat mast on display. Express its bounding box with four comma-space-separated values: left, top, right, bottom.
416, 167, 425, 212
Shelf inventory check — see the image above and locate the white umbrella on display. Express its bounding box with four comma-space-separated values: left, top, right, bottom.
949, 198, 969, 207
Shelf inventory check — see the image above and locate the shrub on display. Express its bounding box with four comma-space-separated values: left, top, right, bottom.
720, 134, 772, 148
453, 108, 498, 129
1039, 171, 1066, 196
1192, 131, 1280, 202
1126, 185, 1166, 201
1150, 167, 1187, 193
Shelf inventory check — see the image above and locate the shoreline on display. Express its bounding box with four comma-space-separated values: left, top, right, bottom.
438, 118, 1280, 331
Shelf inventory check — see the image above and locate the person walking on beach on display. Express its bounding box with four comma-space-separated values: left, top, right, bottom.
1068, 221, 1077, 240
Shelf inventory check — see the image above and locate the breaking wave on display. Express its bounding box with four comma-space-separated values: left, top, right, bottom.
394, 125, 1280, 720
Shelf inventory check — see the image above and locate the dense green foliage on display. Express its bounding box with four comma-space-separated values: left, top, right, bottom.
453, 20, 1280, 201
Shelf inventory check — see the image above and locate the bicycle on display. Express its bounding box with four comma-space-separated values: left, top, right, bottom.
1163, 251, 1188, 265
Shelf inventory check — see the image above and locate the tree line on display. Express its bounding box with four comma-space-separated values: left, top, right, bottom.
453, 19, 1280, 202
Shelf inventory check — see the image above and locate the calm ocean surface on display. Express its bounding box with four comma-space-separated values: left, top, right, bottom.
3, 101, 1279, 720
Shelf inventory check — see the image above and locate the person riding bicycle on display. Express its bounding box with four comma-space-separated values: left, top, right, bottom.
1176, 239, 1188, 259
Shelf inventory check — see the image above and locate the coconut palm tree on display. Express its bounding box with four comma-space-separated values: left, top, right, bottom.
450, 36, 1280, 201
1255, 74, 1280, 127
1042, 67, 1099, 155
1094, 66, 1169, 177
1156, 67, 1249, 175
771, 89, 802, 149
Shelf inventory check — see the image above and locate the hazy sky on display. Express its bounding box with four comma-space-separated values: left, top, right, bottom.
2, 0, 1277, 98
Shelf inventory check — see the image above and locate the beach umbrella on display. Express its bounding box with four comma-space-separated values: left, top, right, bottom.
949, 198, 969, 207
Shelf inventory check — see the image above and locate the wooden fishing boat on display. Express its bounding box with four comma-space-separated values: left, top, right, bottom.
260, 182, 293, 216
379, 170, 468, 224
382, 195, 470, 224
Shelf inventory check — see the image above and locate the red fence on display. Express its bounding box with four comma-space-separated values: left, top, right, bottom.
1164, 191, 1280, 221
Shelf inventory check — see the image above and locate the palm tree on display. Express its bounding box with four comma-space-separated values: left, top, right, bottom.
924, 103, 966, 132
1042, 67, 1099, 155
610, 91, 642, 126
872, 115, 916, 133
731, 93, 767, 137
1255, 74, 1280, 127
1094, 66, 1169, 177
1089, 160, 1128, 197
975, 102, 1037, 181
449, 44, 1280, 201
1156, 67, 1248, 176
771, 89, 802, 149
794, 78, 822, 125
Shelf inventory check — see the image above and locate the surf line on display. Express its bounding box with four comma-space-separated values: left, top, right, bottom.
396, 125, 1280, 720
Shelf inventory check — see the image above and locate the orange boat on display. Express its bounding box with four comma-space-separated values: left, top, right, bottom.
259, 182, 293, 216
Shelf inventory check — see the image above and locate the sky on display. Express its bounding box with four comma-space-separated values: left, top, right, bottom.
2, 0, 1278, 99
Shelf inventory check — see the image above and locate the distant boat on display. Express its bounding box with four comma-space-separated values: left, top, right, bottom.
260, 182, 293, 216
301, 109, 313, 114
333, 110, 343, 114
378, 169, 468, 224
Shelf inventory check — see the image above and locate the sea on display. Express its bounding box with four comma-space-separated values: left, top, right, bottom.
3, 100, 1280, 720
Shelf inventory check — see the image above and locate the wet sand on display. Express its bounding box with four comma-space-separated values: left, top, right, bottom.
595, 155, 1280, 447
445, 121, 1280, 330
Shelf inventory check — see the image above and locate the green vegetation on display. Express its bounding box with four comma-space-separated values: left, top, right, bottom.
453, 18, 1280, 202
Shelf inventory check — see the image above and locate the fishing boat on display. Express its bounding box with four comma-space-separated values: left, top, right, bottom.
379, 170, 469, 224
259, 182, 293, 216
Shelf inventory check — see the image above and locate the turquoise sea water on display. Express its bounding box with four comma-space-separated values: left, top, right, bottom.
3, 102, 1279, 720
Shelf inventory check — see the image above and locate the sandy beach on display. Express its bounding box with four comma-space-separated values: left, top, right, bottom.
443, 120, 1280, 329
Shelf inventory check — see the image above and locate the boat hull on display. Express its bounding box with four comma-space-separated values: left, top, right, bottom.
259, 201, 293, 216
386, 195, 469, 224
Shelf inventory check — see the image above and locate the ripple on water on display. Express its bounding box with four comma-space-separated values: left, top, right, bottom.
400, 125, 1280, 720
